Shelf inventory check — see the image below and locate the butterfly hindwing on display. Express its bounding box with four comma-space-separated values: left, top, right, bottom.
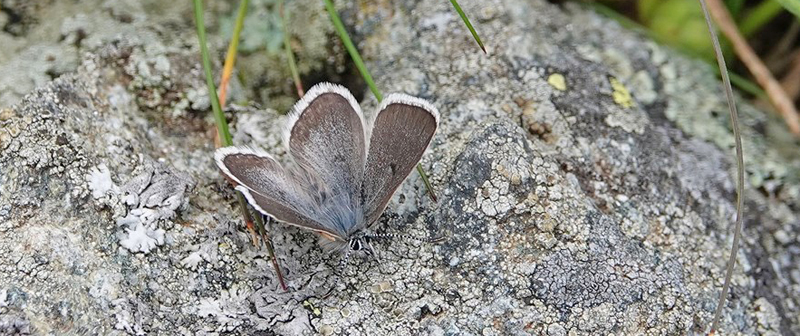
215, 147, 344, 240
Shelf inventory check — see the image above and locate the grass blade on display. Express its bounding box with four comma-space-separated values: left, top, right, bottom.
280, 0, 304, 97
774, 0, 800, 20
194, 0, 287, 291
417, 164, 438, 203
323, 0, 382, 101
698, 0, 746, 333
219, 0, 250, 107
323, 0, 438, 202
738, 0, 783, 37
194, 0, 232, 146
449, 0, 487, 53
218, 0, 269, 251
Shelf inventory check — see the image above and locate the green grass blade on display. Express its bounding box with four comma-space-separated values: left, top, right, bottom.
775, 0, 800, 19
323, 0, 437, 202
193, 0, 232, 146
323, 0, 382, 101
728, 71, 765, 97
725, 0, 747, 16
280, 0, 304, 97
416, 164, 438, 203
449, 0, 487, 53
739, 0, 783, 37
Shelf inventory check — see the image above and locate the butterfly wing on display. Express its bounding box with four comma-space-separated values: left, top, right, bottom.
284, 83, 367, 219
361, 94, 439, 227
215, 147, 344, 240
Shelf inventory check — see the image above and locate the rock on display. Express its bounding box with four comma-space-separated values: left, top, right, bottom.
0, 0, 344, 113
1, 0, 799, 335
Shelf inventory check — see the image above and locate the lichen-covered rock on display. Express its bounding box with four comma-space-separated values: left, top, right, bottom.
0, 0, 351, 114
1, 0, 799, 335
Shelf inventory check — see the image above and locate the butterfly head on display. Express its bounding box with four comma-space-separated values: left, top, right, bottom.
347, 236, 373, 255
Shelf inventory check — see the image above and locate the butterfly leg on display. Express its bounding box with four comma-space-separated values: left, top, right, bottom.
363, 238, 386, 273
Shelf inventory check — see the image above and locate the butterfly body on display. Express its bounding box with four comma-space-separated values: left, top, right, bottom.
215, 83, 439, 253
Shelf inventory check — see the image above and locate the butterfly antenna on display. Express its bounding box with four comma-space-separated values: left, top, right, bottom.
366, 232, 445, 244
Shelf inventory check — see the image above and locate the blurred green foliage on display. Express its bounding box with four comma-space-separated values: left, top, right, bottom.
639, 0, 718, 60
774, 0, 800, 19
637, 0, 798, 62
220, 0, 284, 54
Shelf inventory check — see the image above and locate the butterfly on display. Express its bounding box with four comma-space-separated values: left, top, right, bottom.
215, 82, 439, 259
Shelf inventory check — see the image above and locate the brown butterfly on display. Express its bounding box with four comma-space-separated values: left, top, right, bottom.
215, 83, 438, 259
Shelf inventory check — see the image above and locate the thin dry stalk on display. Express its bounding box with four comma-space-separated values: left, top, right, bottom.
779, 50, 800, 101
706, 0, 800, 135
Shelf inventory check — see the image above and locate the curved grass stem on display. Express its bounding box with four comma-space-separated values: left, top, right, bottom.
698, 0, 745, 333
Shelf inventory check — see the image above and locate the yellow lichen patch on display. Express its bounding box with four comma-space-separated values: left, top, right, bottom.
609, 77, 634, 108
0, 108, 15, 121
378, 281, 393, 292
319, 325, 334, 335
302, 299, 322, 317
547, 73, 567, 91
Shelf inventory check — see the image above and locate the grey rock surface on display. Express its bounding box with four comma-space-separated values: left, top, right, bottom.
0, 0, 343, 112
1, 0, 799, 335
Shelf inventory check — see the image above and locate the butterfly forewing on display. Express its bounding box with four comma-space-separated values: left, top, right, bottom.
215, 147, 344, 239
286, 84, 367, 218
361, 94, 439, 226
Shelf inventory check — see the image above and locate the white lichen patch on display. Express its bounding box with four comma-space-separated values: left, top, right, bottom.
180, 240, 220, 270
604, 104, 648, 135
232, 109, 285, 154
98, 163, 194, 254
193, 285, 253, 331
753, 298, 782, 335
0, 288, 7, 307
630, 70, 657, 105
86, 164, 118, 199
118, 219, 165, 254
